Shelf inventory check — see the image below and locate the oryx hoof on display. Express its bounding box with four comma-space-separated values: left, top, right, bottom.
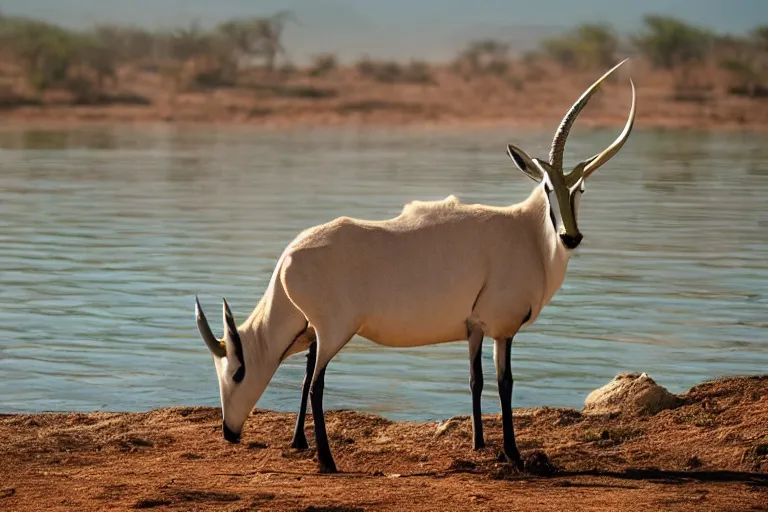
498, 450, 524, 470
318, 461, 338, 474
290, 436, 309, 451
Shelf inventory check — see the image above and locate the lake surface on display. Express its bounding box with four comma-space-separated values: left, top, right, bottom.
0, 124, 766, 421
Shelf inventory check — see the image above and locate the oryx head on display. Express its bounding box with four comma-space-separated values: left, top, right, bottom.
507, 59, 636, 250
195, 296, 255, 444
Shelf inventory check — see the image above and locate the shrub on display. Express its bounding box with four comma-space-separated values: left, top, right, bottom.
542, 23, 618, 69
454, 39, 510, 76
309, 53, 337, 77
356, 57, 402, 83
633, 15, 712, 69
401, 60, 433, 84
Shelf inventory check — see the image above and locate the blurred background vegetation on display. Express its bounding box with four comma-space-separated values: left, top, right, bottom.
0, 10, 765, 115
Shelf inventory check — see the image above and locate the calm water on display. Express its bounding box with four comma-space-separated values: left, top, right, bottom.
0, 125, 766, 421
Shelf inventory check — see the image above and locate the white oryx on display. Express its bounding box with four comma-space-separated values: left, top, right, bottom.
196, 59, 636, 473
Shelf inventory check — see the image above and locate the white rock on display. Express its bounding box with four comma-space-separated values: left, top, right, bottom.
584, 372, 681, 416
434, 416, 465, 437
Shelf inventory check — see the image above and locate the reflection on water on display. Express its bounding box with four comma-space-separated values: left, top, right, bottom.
0, 125, 766, 420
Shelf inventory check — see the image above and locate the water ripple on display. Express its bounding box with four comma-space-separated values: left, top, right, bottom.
0, 125, 766, 420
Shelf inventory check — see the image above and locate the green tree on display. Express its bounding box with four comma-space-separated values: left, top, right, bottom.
0, 16, 78, 91
91, 24, 157, 65
454, 39, 509, 76
218, 11, 296, 72
717, 26, 768, 97
633, 15, 711, 69
543, 23, 618, 69
73, 34, 116, 90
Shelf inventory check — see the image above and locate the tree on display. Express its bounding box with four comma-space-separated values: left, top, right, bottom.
633, 15, 711, 69
218, 11, 296, 72
717, 26, 768, 97
91, 24, 156, 65
254, 11, 295, 72
543, 23, 618, 70
167, 22, 214, 64
0, 16, 77, 91
73, 34, 117, 90
454, 39, 509, 76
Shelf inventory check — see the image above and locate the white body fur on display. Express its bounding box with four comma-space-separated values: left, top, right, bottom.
227, 184, 569, 425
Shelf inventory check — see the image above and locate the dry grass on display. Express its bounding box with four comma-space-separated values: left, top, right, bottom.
0, 60, 766, 130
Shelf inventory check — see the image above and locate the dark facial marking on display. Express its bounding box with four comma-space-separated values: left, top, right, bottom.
569, 190, 581, 219
222, 420, 241, 443
225, 313, 246, 383
560, 232, 583, 250
546, 186, 557, 230
232, 365, 245, 383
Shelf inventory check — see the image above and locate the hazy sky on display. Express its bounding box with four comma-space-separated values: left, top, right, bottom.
1, 0, 766, 62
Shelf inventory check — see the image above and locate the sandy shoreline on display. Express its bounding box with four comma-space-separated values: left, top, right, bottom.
0, 108, 766, 133
0, 64, 767, 134
1, 375, 766, 511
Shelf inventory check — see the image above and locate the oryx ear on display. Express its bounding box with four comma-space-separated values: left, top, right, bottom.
507, 144, 544, 183
222, 299, 245, 383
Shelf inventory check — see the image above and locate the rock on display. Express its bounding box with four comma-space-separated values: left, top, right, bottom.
584, 372, 682, 416
434, 416, 465, 437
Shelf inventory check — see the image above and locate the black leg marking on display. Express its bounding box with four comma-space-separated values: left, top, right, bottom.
498, 337, 522, 469
469, 337, 485, 450
290, 341, 317, 450
310, 365, 337, 473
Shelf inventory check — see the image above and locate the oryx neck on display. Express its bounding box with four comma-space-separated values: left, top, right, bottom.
523, 185, 573, 306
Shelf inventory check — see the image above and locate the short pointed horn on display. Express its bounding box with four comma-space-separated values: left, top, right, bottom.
582, 78, 636, 179
549, 58, 630, 170
195, 295, 226, 358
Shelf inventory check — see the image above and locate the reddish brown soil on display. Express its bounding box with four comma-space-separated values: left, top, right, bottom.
1, 376, 767, 511
1, 64, 766, 131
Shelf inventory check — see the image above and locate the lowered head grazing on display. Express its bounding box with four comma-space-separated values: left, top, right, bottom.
506, 58, 636, 251
195, 296, 259, 444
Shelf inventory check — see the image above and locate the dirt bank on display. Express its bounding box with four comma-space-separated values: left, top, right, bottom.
1, 375, 766, 511
1, 66, 767, 132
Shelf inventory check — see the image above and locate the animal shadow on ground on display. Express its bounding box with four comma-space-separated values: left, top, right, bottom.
557, 468, 768, 486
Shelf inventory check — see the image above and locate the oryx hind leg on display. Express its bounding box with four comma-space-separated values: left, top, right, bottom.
291, 340, 317, 450
467, 323, 485, 450
494, 337, 523, 469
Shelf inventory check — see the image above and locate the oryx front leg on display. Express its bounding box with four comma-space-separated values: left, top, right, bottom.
308, 329, 355, 474
467, 325, 485, 450
495, 337, 523, 469
291, 341, 317, 450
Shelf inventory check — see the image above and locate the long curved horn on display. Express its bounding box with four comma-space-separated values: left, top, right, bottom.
195, 295, 226, 358
549, 58, 630, 170
582, 79, 636, 179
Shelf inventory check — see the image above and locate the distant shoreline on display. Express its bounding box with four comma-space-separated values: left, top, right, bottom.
0, 107, 766, 133
0, 64, 765, 134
